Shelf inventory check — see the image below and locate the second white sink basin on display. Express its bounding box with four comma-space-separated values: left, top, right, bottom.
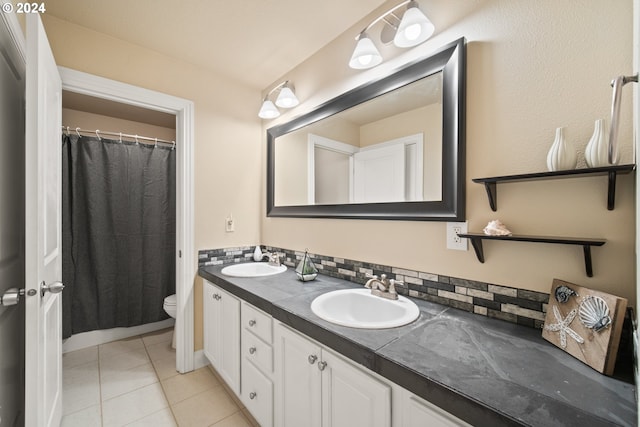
310, 288, 420, 329
221, 262, 287, 278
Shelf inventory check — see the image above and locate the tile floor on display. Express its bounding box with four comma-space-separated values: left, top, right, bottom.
61, 328, 258, 427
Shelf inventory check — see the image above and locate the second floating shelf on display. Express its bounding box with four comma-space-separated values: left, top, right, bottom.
457, 233, 606, 277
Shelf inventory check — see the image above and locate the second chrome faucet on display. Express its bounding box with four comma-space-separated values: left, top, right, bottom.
365, 273, 403, 300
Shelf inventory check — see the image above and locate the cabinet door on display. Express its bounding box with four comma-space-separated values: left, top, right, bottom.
202, 280, 220, 366
320, 350, 391, 427
218, 286, 241, 395
202, 281, 241, 395
274, 323, 322, 427
403, 391, 470, 427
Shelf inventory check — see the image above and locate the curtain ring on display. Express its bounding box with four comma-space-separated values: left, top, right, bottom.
119, 132, 123, 143
95, 130, 101, 141
154, 138, 158, 148
76, 127, 81, 137
65, 126, 70, 136
171, 141, 176, 150
135, 135, 139, 145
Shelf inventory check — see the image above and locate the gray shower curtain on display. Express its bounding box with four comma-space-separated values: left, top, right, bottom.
62, 134, 176, 339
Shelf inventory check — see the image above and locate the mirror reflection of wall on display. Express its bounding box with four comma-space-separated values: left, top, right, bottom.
273, 71, 443, 207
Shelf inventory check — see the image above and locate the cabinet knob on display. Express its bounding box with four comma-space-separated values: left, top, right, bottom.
248, 319, 256, 327
212, 293, 221, 300
317, 361, 327, 371
308, 354, 318, 365
249, 392, 257, 400
249, 346, 256, 355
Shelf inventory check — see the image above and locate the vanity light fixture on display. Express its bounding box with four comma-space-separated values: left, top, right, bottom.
349, 0, 434, 70
258, 81, 299, 119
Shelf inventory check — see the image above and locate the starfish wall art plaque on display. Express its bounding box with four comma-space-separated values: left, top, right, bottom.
541, 279, 627, 375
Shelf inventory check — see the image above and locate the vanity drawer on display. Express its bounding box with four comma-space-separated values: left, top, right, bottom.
242, 358, 273, 427
242, 301, 273, 344
242, 326, 273, 374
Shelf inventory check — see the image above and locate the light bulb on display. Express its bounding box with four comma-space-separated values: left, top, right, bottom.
275, 86, 299, 108
394, 3, 434, 48
349, 34, 382, 70
258, 99, 280, 119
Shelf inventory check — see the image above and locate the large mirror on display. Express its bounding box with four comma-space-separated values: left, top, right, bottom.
267, 37, 465, 221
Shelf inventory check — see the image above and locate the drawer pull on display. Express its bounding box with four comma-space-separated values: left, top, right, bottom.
308, 354, 318, 365
318, 361, 327, 371
248, 319, 256, 327
249, 346, 257, 355
249, 392, 257, 400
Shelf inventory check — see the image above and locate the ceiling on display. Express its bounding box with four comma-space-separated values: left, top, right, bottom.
44, 0, 388, 90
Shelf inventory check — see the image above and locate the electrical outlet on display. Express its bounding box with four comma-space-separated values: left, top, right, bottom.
225, 214, 235, 232
446, 221, 468, 250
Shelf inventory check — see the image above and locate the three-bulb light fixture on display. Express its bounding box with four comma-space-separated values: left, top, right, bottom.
258, 1, 433, 118
258, 81, 299, 119
349, 0, 434, 70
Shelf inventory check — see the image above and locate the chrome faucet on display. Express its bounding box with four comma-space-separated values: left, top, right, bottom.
364, 273, 403, 300
262, 251, 283, 266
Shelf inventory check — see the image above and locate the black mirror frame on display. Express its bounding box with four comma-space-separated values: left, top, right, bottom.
267, 37, 466, 221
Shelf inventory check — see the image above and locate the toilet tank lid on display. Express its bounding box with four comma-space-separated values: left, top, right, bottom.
164, 294, 177, 305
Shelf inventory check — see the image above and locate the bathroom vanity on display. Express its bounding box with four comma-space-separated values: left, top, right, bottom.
199, 265, 636, 427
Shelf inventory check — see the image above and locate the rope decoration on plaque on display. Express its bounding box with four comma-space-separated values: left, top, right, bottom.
544, 306, 585, 349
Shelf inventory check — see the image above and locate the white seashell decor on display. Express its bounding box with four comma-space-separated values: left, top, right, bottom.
578, 296, 611, 332
483, 220, 512, 236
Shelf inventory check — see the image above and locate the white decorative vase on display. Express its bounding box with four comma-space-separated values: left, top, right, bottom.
546, 127, 577, 171
584, 119, 609, 168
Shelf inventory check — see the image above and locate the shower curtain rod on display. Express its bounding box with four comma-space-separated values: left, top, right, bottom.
62, 126, 176, 149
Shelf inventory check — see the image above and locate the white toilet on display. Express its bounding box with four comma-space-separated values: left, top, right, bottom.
163, 294, 177, 349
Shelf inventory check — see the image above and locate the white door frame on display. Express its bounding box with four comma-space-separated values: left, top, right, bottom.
58, 67, 196, 373
307, 134, 358, 204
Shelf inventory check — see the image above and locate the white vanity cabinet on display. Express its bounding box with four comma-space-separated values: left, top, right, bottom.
203, 279, 240, 395
274, 321, 391, 427
240, 302, 274, 427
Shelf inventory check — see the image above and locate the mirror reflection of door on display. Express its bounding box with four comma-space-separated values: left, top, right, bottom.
307, 134, 357, 205
308, 133, 424, 205
353, 144, 405, 203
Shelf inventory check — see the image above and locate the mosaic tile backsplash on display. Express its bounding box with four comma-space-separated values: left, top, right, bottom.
198, 246, 549, 329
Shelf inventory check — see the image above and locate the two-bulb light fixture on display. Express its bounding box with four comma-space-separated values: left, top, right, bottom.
258, 81, 299, 119
349, 0, 434, 70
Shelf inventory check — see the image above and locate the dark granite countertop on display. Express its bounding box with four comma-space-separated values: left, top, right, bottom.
199, 265, 636, 427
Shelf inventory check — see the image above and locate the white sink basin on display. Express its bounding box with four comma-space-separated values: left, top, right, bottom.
310, 288, 420, 329
221, 262, 287, 278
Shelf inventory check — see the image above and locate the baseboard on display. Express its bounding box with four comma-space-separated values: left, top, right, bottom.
194, 349, 209, 370
62, 319, 175, 353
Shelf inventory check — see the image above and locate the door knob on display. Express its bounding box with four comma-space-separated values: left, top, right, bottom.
1, 288, 24, 306
41, 281, 64, 297
317, 361, 327, 371
308, 354, 318, 364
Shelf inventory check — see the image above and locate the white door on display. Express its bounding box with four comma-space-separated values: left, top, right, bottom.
24, 14, 63, 427
0, 11, 26, 426
353, 144, 405, 203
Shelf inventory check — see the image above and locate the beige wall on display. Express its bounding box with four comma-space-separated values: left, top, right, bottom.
262, 1, 636, 304
41, 14, 263, 350
62, 108, 177, 142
